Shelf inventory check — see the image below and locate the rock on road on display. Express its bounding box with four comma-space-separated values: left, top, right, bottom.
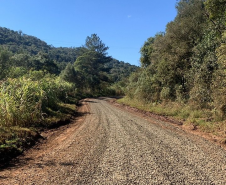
1, 98, 226, 184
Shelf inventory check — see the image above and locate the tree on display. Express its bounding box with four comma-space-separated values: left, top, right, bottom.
60, 63, 77, 83
140, 37, 155, 67
85, 33, 109, 55
74, 51, 101, 91
126, 0, 212, 103
207, 0, 226, 117
73, 34, 112, 92
30, 52, 59, 74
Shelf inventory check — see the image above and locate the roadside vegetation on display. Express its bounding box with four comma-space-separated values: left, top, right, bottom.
118, 97, 226, 138
115, 0, 226, 140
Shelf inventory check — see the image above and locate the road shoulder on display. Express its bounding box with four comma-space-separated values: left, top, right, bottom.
107, 98, 226, 150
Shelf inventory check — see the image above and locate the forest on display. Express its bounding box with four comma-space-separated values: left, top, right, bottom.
118, 0, 226, 136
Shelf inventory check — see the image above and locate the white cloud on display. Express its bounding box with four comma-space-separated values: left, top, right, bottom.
127, 15, 132, 18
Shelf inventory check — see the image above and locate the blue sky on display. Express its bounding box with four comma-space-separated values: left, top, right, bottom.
0, 0, 177, 66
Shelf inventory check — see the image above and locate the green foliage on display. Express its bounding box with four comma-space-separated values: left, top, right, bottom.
60, 63, 78, 84
72, 34, 114, 93
124, 0, 226, 124
211, 40, 226, 119
140, 37, 155, 67
0, 27, 137, 87
0, 77, 44, 127
0, 27, 50, 54
0, 27, 137, 88
85, 33, 109, 55
0, 73, 73, 128
74, 51, 102, 91
0, 49, 12, 80
48, 47, 81, 63
160, 87, 171, 100
118, 97, 221, 135
133, 0, 208, 105
205, 0, 226, 34
8, 67, 28, 78
104, 59, 138, 82
124, 69, 160, 102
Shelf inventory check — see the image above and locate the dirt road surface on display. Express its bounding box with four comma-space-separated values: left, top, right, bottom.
1, 98, 226, 184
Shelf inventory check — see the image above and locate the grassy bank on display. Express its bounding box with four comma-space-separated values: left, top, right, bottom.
0, 71, 82, 165
0, 99, 78, 166
118, 97, 226, 141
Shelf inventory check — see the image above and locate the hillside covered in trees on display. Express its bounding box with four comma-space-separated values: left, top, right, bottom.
0, 27, 138, 79
118, 0, 226, 135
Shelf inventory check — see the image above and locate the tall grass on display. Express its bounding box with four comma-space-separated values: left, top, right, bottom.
0, 71, 74, 128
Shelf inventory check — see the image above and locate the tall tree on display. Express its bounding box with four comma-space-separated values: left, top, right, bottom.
85, 33, 109, 55
74, 34, 112, 91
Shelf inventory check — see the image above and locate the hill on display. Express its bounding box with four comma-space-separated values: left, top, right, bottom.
0, 27, 138, 80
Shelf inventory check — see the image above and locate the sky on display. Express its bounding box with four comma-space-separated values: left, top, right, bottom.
0, 0, 177, 66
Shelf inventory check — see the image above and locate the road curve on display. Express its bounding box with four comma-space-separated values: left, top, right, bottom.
1, 98, 226, 184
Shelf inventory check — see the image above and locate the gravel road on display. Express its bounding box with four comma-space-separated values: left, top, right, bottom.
1, 98, 226, 184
